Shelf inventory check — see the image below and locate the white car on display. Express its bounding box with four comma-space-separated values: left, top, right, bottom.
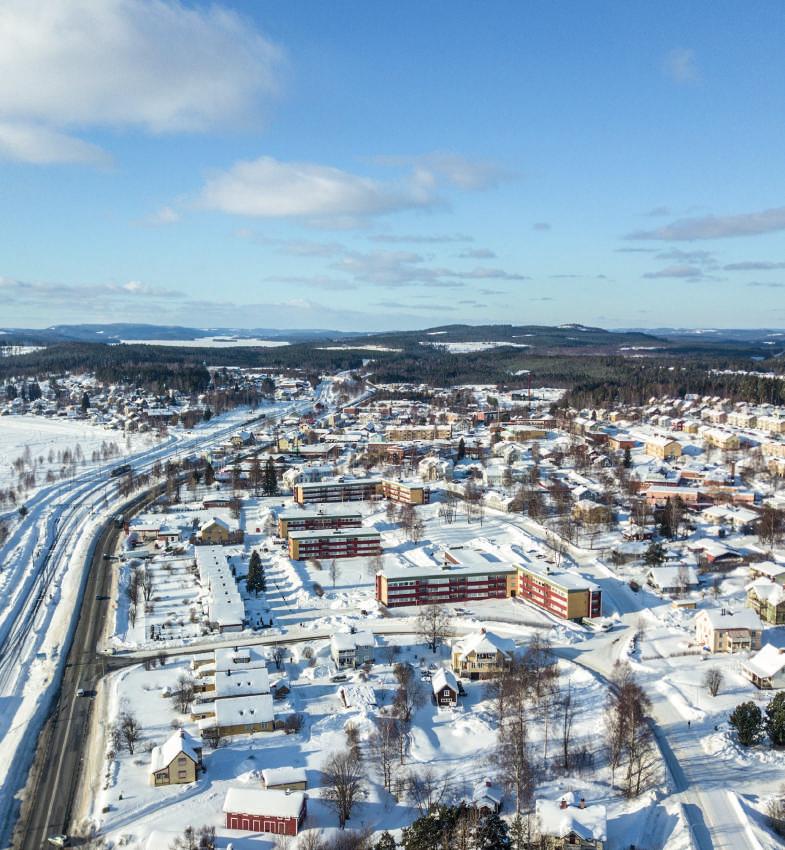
47, 836, 70, 847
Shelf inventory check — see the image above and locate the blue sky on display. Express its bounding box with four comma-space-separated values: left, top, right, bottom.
1, 0, 785, 331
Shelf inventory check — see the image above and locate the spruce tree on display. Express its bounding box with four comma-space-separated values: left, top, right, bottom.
730, 701, 764, 746
263, 458, 278, 496
473, 813, 510, 850
247, 550, 262, 596
766, 692, 785, 747
508, 814, 527, 850
375, 832, 396, 850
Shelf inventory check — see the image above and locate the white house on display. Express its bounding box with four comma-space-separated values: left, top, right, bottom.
695, 607, 763, 654
742, 643, 785, 689
646, 565, 700, 594
330, 632, 375, 669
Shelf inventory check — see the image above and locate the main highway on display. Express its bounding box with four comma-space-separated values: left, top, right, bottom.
11, 486, 159, 850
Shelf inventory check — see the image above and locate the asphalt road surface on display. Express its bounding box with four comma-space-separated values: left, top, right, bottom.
12, 500, 143, 850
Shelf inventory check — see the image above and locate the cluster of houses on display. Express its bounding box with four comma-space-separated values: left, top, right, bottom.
145, 626, 605, 848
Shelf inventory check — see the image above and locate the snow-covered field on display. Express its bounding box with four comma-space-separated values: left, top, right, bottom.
316, 345, 403, 353
0, 414, 156, 508
121, 338, 290, 348
420, 341, 531, 353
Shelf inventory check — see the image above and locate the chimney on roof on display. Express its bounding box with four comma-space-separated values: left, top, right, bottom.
579, 797, 586, 809
559, 799, 568, 810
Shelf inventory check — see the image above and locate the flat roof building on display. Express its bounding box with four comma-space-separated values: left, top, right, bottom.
288, 527, 382, 561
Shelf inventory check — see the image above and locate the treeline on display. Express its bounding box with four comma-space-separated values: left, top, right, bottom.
0, 343, 211, 393
559, 360, 785, 408
2, 338, 783, 406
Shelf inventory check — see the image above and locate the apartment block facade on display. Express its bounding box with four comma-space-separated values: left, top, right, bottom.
375, 562, 516, 608
381, 479, 431, 505
277, 509, 362, 538
516, 563, 602, 620
288, 527, 382, 560
294, 478, 382, 505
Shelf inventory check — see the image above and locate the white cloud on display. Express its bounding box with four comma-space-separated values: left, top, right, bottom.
374, 152, 508, 191
144, 206, 181, 226
0, 121, 109, 166
724, 260, 785, 271
197, 152, 508, 223
458, 248, 496, 259
198, 156, 436, 219
0, 274, 184, 302
368, 233, 474, 244
663, 48, 699, 84
642, 265, 704, 280
0, 0, 284, 164
627, 206, 785, 241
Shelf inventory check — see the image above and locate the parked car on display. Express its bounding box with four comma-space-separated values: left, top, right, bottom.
47, 836, 70, 847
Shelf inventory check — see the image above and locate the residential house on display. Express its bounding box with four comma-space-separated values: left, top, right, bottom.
748, 561, 785, 584
742, 643, 785, 690
747, 580, 785, 625
535, 794, 607, 850
646, 565, 700, 595
470, 778, 503, 816
687, 539, 744, 571
431, 668, 459, 707
201, 693, 275, 737
197, 516, 244, 546
571, 499, 611, 524
330, 632, 375, 669
149, 729, 202, 787
645, 435, 682, 460
451, 630, 514, 681
695, 607, 763, 653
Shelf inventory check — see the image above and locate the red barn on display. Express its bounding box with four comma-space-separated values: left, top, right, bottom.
223, 787, 307, 836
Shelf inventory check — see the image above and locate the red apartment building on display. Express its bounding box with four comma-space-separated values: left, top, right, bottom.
376, 550, 516, 608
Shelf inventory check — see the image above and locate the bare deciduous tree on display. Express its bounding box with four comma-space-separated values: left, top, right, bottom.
171, 674, 195, 714
703, 667, 724, 698
416, 604, 451, 653
558, 682, 578, 772
322, 749, 365, 828
392, 663, 425, 724
407, 764, 453, 814
119, 710, 141, 754
369, 716, 399, 791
